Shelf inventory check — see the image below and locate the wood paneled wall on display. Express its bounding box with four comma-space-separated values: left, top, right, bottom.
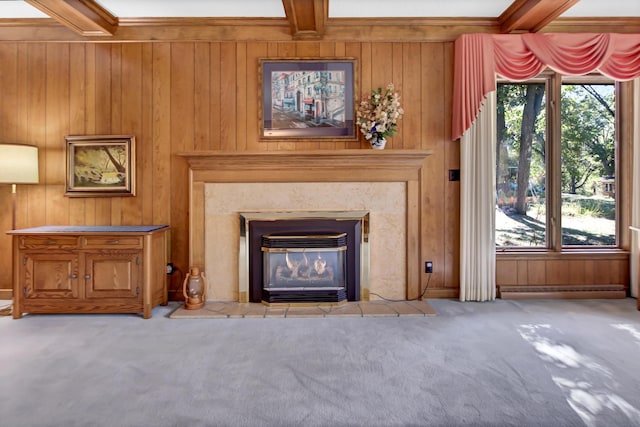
0, 41, 460, 299
497, 254, 629, 289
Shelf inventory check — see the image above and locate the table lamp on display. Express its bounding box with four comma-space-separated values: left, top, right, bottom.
0, 143, 39, 230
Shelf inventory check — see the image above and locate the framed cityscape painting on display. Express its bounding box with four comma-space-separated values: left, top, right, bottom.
259, 58, 357, 141
65, 135, 136, 197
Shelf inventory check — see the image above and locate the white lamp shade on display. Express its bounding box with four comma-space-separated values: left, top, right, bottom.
0, 144, 39, 184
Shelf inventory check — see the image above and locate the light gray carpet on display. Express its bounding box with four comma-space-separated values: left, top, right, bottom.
2, 298, 640, 427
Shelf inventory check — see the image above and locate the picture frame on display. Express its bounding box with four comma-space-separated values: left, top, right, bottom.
65, 135, 136, 197
259, 58, 357, 141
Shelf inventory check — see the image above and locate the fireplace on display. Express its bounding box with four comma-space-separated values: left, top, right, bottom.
240, 212, 368, 304
180, 150, 431, 302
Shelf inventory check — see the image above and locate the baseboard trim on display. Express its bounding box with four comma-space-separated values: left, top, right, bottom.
0, 289, 13, 300
499, 285, 626, 300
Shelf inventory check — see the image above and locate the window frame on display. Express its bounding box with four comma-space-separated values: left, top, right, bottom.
496, 72, 630, 253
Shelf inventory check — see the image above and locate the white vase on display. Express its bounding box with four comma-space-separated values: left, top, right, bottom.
370, 137, 386, 150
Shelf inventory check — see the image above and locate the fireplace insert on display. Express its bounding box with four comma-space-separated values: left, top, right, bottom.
262, 233, 347, 303
243, 215, 365, 304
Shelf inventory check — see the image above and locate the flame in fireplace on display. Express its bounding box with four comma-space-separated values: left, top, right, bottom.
285, 252, 309, 277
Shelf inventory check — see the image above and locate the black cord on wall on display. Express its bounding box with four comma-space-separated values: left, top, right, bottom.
369, 273, 432, 302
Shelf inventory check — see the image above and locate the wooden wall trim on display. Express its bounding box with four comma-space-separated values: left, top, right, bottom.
180, 149, 431, 173
2, 16, 638, 42
543, 17, 640, 33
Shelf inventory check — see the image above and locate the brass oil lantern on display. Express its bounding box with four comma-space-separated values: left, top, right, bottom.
182, 267, 207, 310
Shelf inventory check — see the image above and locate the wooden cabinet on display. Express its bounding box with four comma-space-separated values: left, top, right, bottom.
9, 226, 169, 319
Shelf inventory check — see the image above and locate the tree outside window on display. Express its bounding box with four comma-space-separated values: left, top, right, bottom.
496, 76, 616, 248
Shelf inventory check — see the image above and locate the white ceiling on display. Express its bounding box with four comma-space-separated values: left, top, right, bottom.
0, 0, 639, 19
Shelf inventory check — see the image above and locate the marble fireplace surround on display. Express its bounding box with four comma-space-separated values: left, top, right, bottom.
180, 150, 431, 302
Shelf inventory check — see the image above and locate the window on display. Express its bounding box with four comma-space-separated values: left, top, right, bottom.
496, 74, 618, 249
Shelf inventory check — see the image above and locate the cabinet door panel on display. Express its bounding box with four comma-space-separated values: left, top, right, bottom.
85, 252, 141, 299
23, 253, 79, 299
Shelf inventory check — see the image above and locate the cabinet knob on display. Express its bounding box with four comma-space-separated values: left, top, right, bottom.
70, 274, 78, 279
107, 240, 120, 245
84, 274, 91, 280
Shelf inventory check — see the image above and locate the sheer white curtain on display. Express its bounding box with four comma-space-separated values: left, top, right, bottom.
631, 78, 640, 299
460, 92, 497, 301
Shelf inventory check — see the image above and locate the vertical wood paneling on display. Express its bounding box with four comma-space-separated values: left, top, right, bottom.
443, 42, 460, 290
15, 45, 30, 232
26, 45, 47, 228
110, 45, 123, 134
141, 44, 154, 224
210, 42, 221, 151
1, 44, 18, 141
583, 260, 595, 284
151, 43, 171, 227
359, 42, 372, 150
296, 42, 320, 57
517, 260, 528, 284
45, 44, 70, 225
94, 45, 112, 134
68, 44, 86, 226
220, 42, 237, 151
420, 43, 446, 289
110, 45, 124, 226
85, 44, 96, 135
236, 42, 248, 151
343, 42, 361, 151
568, 260, 585, 284
390, 43, 403, 148
15, 45, 33, 232
81, 44, 98, 223
0, 44, 17, 288
121, 44, 144, 225
194, 43, 210, 152
528, 260, 547, 284
246, 42, 268, 152
547, 260, 569, 284
170, 42, 194, 278
16, 45, 28, 143
93, 44, 113, 224
496, 260, 517, 285
401, 43, 421, 150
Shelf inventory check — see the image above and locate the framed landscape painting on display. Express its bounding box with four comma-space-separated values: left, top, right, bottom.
259, 58, 357, 141
65, 135, 136, 197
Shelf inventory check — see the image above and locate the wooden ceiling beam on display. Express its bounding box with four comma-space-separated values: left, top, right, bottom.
282, 0, 326, 40
499, 0, 579, 33
25, 0, 117, 36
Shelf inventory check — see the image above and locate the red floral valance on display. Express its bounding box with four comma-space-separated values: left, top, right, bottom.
452, 33, 640, 140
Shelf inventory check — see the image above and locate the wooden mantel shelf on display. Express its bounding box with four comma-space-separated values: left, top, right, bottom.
178, 150, 432, 183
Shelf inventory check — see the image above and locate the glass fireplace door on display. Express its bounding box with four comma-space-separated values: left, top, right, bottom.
261, 233, 347, 303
